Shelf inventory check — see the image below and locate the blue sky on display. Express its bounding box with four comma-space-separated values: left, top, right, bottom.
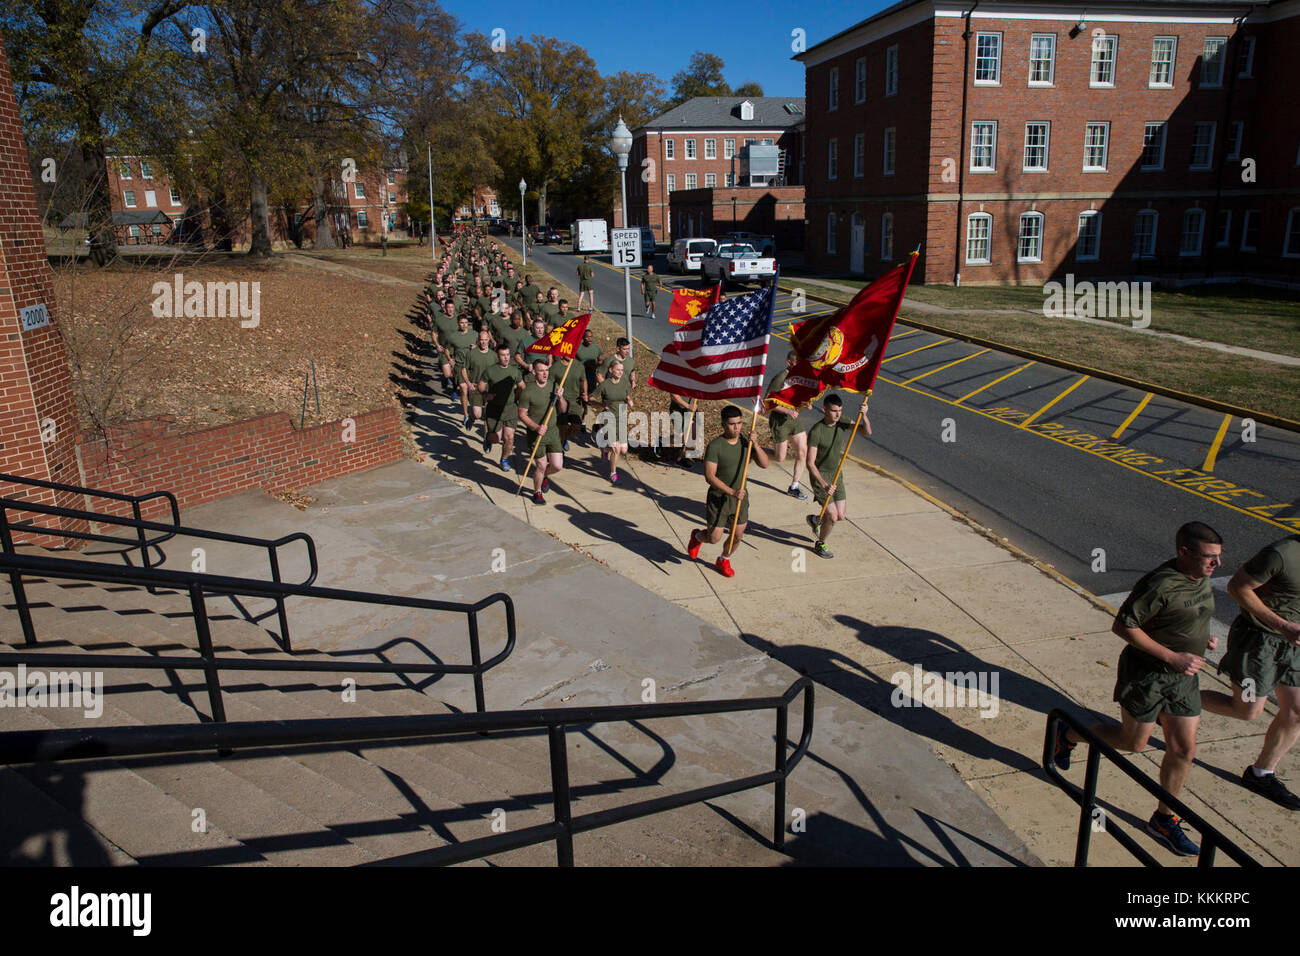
441, 0, 893, 99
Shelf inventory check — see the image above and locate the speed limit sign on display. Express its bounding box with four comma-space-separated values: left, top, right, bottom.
611, 228, 642, 268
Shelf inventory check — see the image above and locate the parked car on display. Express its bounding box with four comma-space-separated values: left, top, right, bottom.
667, 238, 718, 273
638, 227, 656, 259
699, 243, 777, 287
572, 219, 609, 253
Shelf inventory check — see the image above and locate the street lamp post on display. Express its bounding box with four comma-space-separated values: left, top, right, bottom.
428, 143, 436, 259
610, 117, 633, 355
519, 178, 527, 266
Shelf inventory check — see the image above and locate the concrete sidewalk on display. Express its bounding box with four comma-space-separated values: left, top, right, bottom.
407, 385, 1297, 867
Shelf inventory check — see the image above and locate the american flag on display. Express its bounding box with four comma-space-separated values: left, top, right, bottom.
648, 280, 777, 402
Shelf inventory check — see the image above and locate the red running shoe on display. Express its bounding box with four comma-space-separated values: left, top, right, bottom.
715, 556, 735, 577
687, 529, 703, 560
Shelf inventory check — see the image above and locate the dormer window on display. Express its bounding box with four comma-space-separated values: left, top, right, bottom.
739, 100, 754, 120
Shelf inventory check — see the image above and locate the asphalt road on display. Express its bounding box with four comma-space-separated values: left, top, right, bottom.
505, 236, 1300, 639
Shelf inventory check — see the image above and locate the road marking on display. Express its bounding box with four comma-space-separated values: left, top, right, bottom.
1202, 413, 1233, 473
873, 375, 1298, 534
902, 348, 991, 386
882, 337, 952, 363
890, 329, 922, 342
1111, 391, 1154, 440
953, 361, 1035, 405
1020, 375, 1089, 428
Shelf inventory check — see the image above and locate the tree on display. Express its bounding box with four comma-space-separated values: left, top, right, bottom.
664, 52, 764, 109
733, 81, 764, 97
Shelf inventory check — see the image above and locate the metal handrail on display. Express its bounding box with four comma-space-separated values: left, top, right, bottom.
0, 550, 514, 714
0, 677, 814, 866
1042, 709, 1260, 867
0, 496, 319, 650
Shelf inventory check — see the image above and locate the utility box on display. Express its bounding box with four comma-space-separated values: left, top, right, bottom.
739, 144, 781, 187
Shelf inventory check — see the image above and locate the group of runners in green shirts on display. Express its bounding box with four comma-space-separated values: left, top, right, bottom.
426, 228, 1299, 841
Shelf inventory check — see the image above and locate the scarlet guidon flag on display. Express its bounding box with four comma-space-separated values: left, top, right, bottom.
668, 283, 721, 326
526, 313, 591, 359
768, 252, 918, 410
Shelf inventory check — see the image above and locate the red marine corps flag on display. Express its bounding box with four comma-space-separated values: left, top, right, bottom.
668, 283, 721, 326
526, 313, 591, 358
768, 250, 919, 410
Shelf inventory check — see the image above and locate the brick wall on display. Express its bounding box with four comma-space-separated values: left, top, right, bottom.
73, 406, 403, 525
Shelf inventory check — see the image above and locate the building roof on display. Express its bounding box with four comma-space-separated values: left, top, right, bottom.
638, 97, 805, 132
798, 0, 1279, 60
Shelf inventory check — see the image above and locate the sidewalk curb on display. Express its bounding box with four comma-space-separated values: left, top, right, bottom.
777, 280, 1300, 434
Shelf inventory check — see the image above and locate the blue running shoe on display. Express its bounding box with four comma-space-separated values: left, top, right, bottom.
1146, 813, 1199, 857
501, 459, 512, 472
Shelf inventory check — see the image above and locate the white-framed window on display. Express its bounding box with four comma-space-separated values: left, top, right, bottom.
1029, 34, 1056, 85
1180, 209, 1205, 256
853, 133, 865, 177
829, 67, 839, 110
1132, 210, 1158, 258
883, 128, 896, 176
128, 225, 140, 238
828, 138, 838, 180
975, 32, 1001, 83
724, 138, 735, 159
885, 45, 899, 95
353, 180, 366, 199
118, 162, 132, 180
1241, 209, 1259, 251
1215, 209, 1232, 247
1083, 122, 1109, 171
150, 223, 162, 236
140, 161, 153, 178
880, 212, 894, 260
1284, 208, 1300, 257
704, 138, 717, 160
724, 173, 734, 187
1141, 122, 1167, 170
1190, 122, 1215, 170
1150, 37, 1177, 86
762, 137, 774, 145
665, 139, 675, 160
685, 138, 697, 160
389, 191, 396, 203
1017, 212, 1044, 262
1226, 121, 1243, 161
144, 189, 156, 207
1090, 35, 1117, 86
705, 173, 716, 187
357, 210, 368, 229
1237, 36, 1255, 77
966, 213, 992, 264
666, 173, 675, 192
1076, 211, 1101, 260
169, 187, 181, 205
1202, 37, 1227, 87
744, 137, 756, 147
1023, 122, 1049, 171
970, 121, 996, 171
387, 172, 395, 185
855, 57, 867, 103
685, 173, 697, 189
123, 190, 136, 208
827, 212, 837, 254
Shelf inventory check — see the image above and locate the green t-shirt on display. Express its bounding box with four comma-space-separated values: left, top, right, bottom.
592, 375, 631, 414
444, 328, 477, 367
577, 343, 602, 387
557, 358, 586, 402
541, 302, 561, 326
1242, 536, 1300, 633
480, 363, 522, 415
488, 313, 514, 345
463, 346, 497, 388
806, 420, 853, 474
1118, 559, 1215, 667
641, 272, 661, 297
577, 262, 594, 286
476, 294, 493, 319
704, 435, 750, 492
433, 309, 458, 339
599, 352, 635, 380
522, 284, 542, 307
517, 379, 559, 429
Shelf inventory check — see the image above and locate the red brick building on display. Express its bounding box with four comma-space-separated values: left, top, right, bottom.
798, 0, 1300, 285
622, 97, 806, 243
105, 156, 410, 248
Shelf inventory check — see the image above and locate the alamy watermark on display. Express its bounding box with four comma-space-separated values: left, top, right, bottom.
594, 408, 704, 458
0, 665, 103, 718
1042, 274, 1151, 329
151, 273, 261, 328
890, 664, 1000, 718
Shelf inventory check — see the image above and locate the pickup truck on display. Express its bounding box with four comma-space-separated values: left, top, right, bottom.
699, 244, 777, 288
718, 232, 776, 257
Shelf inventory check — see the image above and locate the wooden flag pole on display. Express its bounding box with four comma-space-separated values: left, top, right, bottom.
678, 398, 699, 455
815, 393, 872, 525
725, 403, 762, 555
515, 359, 574, 493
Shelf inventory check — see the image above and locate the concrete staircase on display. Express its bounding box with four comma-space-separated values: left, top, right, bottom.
1, 545, 800, 867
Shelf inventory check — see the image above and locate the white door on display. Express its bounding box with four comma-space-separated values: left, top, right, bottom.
145, 190, 157, 208
850, 215, 865, 274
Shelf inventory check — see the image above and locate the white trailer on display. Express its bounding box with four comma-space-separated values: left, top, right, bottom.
572, 219, 609, 254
